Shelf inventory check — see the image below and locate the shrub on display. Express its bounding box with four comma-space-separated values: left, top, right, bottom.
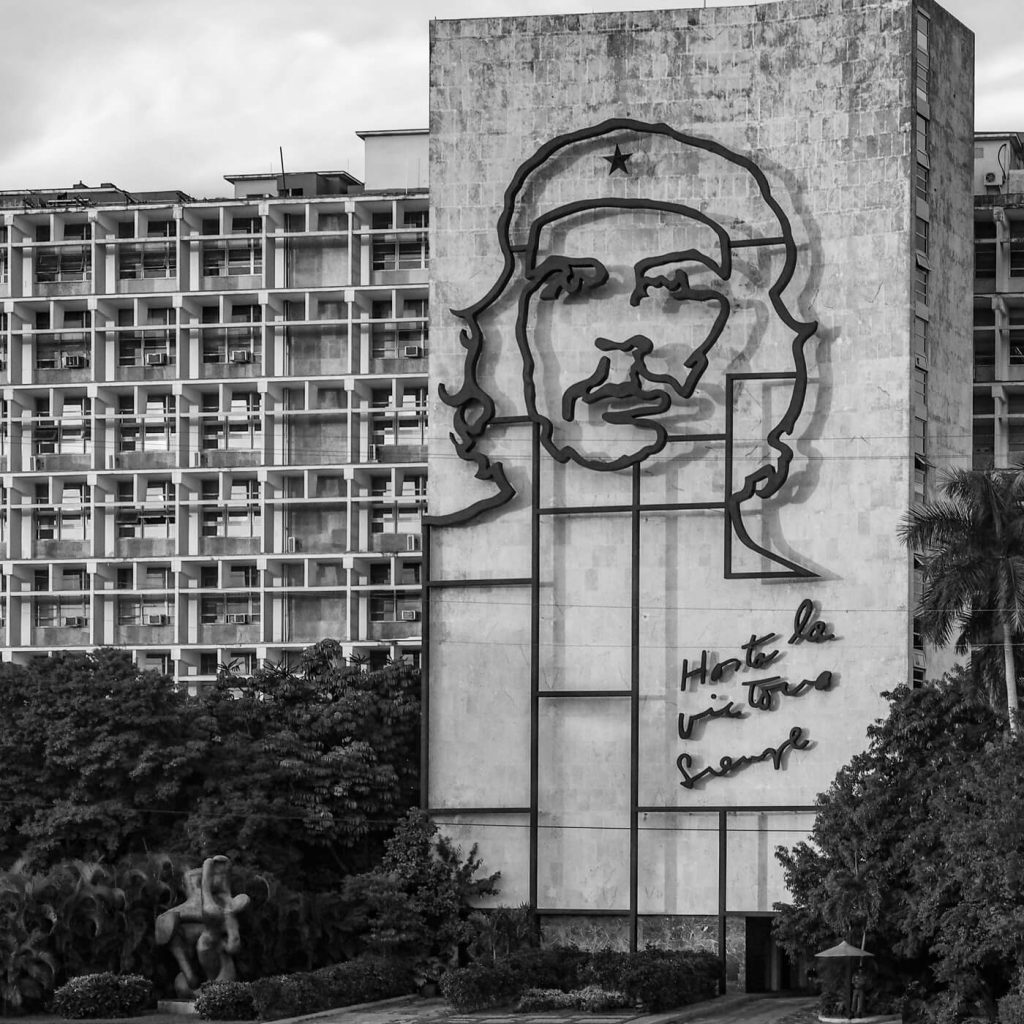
514, 988, 576, 1012
310, 956, 415, 1005
249, 973, 327, 1020
1002, 991, 1024, 1024
195, 981, 257, 1021
51, 973, 153, 1019
506, 946, 586, 991
439, 963, 517, 1011
246, 958, 415, 1020
585, 948, 721, 1012
572, 985, 631, 1011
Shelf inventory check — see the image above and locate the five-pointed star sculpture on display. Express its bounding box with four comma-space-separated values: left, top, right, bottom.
603, 144, 633, 175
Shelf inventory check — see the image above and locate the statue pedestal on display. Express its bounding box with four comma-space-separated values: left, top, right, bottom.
157, 1000, 197, 1016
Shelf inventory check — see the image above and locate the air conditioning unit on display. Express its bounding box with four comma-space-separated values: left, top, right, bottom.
146, 352, 168, 366
406, 535, 420, 551
985, 171, 999, 184
400, 609, 420, 622
227, 613, 249, 625
62, 354, 86, 369
286, 536, 300, 553
402, 345, 423, 358
230, 349, 252, 363
63, 616, 86, 628
145, 614, 169, 626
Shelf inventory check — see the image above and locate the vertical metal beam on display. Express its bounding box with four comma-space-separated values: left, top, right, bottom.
629, 463, 641, 953
529, 423, 540, 914
723, 378, 733, 577
718, 808, 728, 994
420, 522, 431, 810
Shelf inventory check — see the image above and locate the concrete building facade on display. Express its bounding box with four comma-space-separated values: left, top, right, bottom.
0, 132, 428, 684
972, 132, 1024, 468
425, 0, 972, 988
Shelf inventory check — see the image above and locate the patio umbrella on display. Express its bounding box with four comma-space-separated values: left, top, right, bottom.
815, 941, 874, 1018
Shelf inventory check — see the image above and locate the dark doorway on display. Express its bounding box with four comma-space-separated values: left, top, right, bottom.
745, 916, 795, 992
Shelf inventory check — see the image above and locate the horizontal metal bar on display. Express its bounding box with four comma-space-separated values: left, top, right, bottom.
539, 689, 632, 698
664, 432, 728, 442
637, 804, 816, 814
538, 501, 725, 516
427, 807, 532, 815
426, 577, 532, 589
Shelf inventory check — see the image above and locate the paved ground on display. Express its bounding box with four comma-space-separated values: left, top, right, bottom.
0, 991, 817, 1024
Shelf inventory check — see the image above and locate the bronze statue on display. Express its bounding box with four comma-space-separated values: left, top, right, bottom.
155, 856, 250, 998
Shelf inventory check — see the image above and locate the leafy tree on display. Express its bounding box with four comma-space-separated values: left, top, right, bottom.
0, 649, 203, 868
343, 810, 500, 983
774, 670, 1020, 1016
0, 643, 421, 888
184, 642, 420, 886
900, 469, 1024, 733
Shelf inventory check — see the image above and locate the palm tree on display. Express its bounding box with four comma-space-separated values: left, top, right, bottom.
899, 468, 1024, 734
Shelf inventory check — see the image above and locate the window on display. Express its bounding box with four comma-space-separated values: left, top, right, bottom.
403, 209, 429, 229
62, 568, 88, 591
202, 241, 262, 277
232, 216, 261, 234
34, 600, 59, 627
201, 505, 261, 538
285, 214, 305, 232
1010, 230, 1024, 278
913, 317, 928, 358
915, 114, 929, 160
36, 246, 91, 283
119, 242, 176, 280
403, 298, 428, 318
63, 223, 90, 241
371, 211, 393, 230
200, 594, 260, 623
228, 564, 259, 588
201, 566, 219, 588
914, 216, 929, 254
914, 264, 929, 306
147, 219, 175, 237
231, 304, 260, 323
370, 563, 391, 585
915, 161, 930, 203
975, 222, 997, 279
371, 237, 429, 272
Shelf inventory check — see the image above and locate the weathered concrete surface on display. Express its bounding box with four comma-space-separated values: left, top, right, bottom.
426, 0, 973, 947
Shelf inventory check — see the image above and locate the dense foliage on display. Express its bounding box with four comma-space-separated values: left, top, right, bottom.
342, 810, 501, 984
774, 670, 1024, 1019
901, 468, 1024, 729
0, 643, 420, 885
50, 972, 152, 1019
0, 810, 500, 1014
439, 946, 721, 1013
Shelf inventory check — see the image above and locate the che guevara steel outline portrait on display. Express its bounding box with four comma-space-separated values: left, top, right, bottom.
425, 118, 819, 581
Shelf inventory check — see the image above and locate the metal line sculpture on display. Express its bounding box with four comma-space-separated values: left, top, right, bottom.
427, 117, 818, 580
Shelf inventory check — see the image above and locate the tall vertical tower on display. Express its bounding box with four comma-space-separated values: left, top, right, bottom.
425, 0, 972, 988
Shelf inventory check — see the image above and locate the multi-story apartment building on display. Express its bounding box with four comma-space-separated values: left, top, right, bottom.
973, 132, 1024, 468
0, 130, 428, 685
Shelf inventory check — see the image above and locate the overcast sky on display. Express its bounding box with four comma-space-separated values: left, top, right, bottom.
0, 0, 1018, 199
